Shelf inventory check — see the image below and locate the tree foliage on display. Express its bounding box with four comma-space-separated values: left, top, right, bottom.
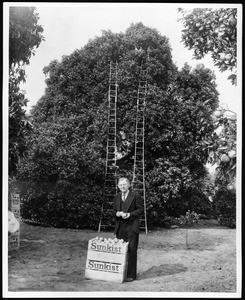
207, 110, 236, 188
178, 8, 238, 228
17, 23, 219, 228
9, 6, 44, 69
212, 189, 236, 228
178, 8, 237, 85
9, 70, 32, 176
8, 7, 44, 177
205, 109, 237, 227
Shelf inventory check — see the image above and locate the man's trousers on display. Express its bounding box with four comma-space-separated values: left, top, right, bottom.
116, 222, 139, 280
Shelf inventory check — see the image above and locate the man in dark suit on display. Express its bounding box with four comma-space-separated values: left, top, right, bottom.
113, 177, 144, 282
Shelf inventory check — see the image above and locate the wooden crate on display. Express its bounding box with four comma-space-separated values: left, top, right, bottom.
10, 193, 20, 207
8, 194, 20, 251
11, 205, 20, 219
85, 237, 128, 283
8, 232, 20, 251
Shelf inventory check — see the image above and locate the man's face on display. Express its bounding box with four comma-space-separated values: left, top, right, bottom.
118, 179, 130, 193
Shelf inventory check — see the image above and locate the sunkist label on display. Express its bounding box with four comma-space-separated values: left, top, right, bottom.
90, 240, 122, 253
88, 260, 121, 272
89, 237, 127, 253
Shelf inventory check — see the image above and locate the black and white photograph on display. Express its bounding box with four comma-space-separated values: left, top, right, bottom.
3, 2, 242, 298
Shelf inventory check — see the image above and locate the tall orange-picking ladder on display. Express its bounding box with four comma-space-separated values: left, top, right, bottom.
132, 63, 148, 234
98, 61, 118, 232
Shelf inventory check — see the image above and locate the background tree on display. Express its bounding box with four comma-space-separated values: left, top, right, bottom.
206, 109, 236, 227
17, 23, 219, 229
145, 63, 218, 225
9, 6, 44, 177
178, 7, 238, 228
178, 8, 237, 85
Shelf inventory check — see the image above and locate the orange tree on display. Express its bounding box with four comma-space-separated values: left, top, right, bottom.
206, 108, 237, 227
9, 6, 44, 177
178, 8, 237, 227
16, 23, 219, 229
178, 7, 237, 85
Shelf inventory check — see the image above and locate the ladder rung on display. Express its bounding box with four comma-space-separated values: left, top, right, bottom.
102, 204, 114, 208
104, 187, 117, 189
100, 224, 115, 228
102, 209, 114, 213
104, 185, 116, 188
105, 180, 116, 183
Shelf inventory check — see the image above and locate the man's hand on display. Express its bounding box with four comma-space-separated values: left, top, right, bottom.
116, 211, 124, 217
122, 212, 130, 219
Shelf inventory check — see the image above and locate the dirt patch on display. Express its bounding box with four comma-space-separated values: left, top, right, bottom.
7, 220, 237, 295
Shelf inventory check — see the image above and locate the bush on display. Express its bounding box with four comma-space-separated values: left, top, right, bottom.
20, 180, 104, 229
145, 187, 212, 229
212, 189, 236, 228
179, 188, 213, 217
145, 191, 173, 228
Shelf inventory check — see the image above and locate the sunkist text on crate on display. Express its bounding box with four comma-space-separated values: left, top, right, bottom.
85, 237, 128, 283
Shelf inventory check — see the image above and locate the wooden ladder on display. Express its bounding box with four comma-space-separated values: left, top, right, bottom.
98, 61, 118, 232
132, 64, 148, 234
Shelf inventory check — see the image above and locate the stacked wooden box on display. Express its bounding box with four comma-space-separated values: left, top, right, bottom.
85, 237, 128, 283
8, 193, 20, 251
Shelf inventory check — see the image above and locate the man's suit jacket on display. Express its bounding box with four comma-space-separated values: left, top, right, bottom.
113, 190, 144, 234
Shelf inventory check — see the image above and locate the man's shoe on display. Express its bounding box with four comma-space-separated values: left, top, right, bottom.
124, 277, 134, 282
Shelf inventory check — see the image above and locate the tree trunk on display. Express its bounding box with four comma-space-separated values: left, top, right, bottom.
186, 228, 189, 249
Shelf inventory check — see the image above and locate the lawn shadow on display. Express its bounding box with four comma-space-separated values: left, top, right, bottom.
138, 263, 188, 280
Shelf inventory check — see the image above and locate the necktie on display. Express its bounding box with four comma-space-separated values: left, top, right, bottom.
123, 193, 126, 202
